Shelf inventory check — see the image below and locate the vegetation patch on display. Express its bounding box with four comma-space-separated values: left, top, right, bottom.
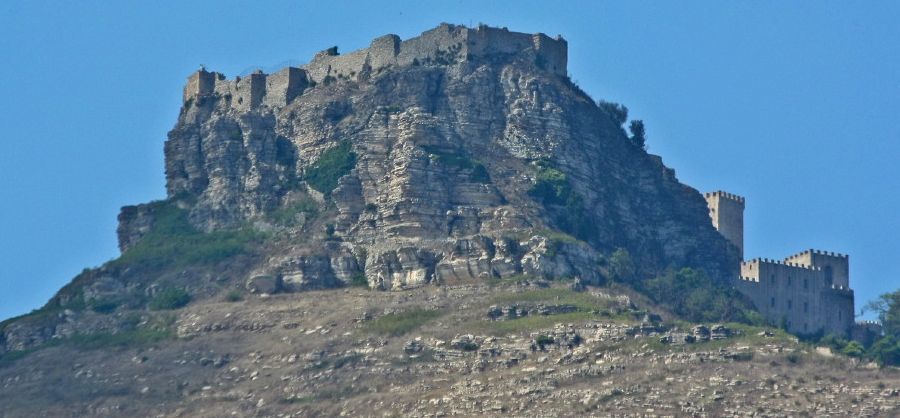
224, 290, 243, 302
68, 327, 174, 350
112, 200, 265, 270
421, 145, 490, 183
270, 196, 319, 227
349, 274, 368, 287
365, 308, 444, 336
305, 142, 357, 194
149, 288, 191, 310
528, 161, 595, 241
491, 288, 614, 312
478, 311, 595, 335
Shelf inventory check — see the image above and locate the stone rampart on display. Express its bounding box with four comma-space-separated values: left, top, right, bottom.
738, 258, 853, 336
180, 24, 568, 110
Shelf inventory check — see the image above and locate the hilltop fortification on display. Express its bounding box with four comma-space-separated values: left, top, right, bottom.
704, 191, 862, 338
183, 23, 567, 111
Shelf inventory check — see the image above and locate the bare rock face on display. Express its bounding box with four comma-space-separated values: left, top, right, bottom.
115, 24, 737, 293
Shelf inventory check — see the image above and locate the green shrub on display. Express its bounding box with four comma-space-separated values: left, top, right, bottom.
528, 166, 570, 205
271, 197, 319, 226
113, 200, 264, 270
642, 267, 751, 323
88, 299, 119, 314
366, 309, 443, 336
305, 142, 356, 194
629, 120, 646, 150
535, 334, 554, 347
349, 274, 368, 287
149, 288, 191, 310
68, 328, 174, 350
528, 162, 595, 241
421, 146, 490, 183
598, 100, 628, 126
608, 248, 636, 283
224, 290, 243, 302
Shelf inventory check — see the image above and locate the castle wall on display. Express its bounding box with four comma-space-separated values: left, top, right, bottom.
263, 67, 308, 108
368, 34, 401, 70
181, 24, 568, 110
183, 70, 217, 102
396, 23, 469, 67
533, 33, 568, 75
300, 23, 567, 85
785, 249, 849, 288
739, 259, 853, 336
704, 191, 745, 259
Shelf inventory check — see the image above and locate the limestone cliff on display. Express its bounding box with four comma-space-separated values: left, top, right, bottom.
3, 23, 738, 354
124, 23, 737, 290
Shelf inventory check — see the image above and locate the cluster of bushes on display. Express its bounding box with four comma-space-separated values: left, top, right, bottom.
270, 196, 319, 227
305, 141, 357, 194
608, 248, 756, 323
818, 290, 900, 366
365, 308, 443, 336
597, 100, 646, 150
528, 162, 595, 242
148, 288, 191, 310
421, 145, 490, 183
113, 200, 264, 270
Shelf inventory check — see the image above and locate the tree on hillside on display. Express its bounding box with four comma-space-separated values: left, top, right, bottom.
864, 289, 900, 337
629, 120, 646, 150
863, 289, 900, 366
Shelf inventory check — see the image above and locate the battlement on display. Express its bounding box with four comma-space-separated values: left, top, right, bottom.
856, 320, 881, 326
704, 190, 745, 258
703, 190, 745, 205
181, 24, 567, 110
182, 65, 310, 110
743, 258, 822, 271
303, 23, 567, 84
785, 248, 849, 261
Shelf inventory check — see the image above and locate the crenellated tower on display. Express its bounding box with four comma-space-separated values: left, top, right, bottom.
704, 191, 745, 259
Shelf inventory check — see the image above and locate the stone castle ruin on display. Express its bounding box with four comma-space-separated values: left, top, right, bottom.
182, 23, 567, 111
704, 191, 876, 339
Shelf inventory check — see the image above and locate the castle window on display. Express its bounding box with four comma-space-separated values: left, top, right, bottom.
770, 297, 775, 308
803, 278, 808, 289
839, 311, 842, 320
787, 299, 793, 310
788, 276, 792, 286
770, 275, 775, 284
804, 323, 808, 332
825, 266, 834, 285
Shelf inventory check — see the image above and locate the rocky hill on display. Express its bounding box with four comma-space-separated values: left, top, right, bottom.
1, 24, 895, 417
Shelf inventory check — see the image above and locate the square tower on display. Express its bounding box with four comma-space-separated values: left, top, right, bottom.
785, 249, 850, 288
704, 191, 745, 259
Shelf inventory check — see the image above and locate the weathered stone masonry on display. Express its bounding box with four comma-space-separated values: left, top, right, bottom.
182, 23, 568, 111
705, 191, 862, 338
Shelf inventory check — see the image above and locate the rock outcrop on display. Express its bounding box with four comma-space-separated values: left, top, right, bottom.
119, 23, 738, 292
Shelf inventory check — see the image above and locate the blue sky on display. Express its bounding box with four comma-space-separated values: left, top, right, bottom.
1, 1, 898, 321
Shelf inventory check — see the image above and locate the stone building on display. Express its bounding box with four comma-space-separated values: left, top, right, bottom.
181, 23, 567, 112
704, 191, 857, 337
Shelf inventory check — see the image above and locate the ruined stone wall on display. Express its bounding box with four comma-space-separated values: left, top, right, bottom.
533, 33, 568, 75
738, 259, 853, 336
704, 191, 745, 259
263, 67, 308, 108
181, 24, 567, 109
184, 67, 309, 111
301, 23, 568, 84
183, 70, 217, 102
